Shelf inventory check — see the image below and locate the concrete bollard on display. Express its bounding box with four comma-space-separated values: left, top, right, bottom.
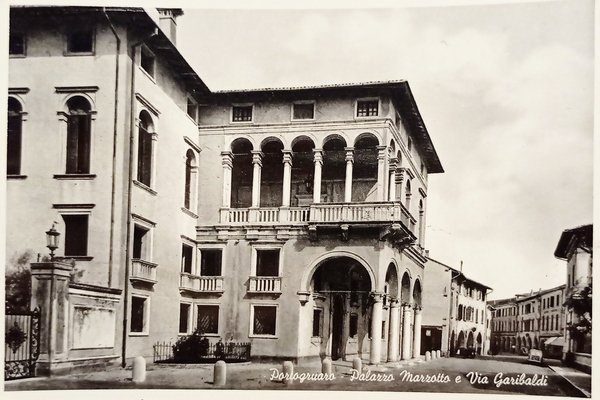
437, 350, 441, 359
282, 361, 294, 384
214, 360, 226, 386
425, 351, 431, 361
132, 356, 146, 383
322, 358, 332, 374
352, 357, 362, 372
432, 351, 437, 360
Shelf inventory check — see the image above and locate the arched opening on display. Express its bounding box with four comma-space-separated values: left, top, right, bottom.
184, 149, 197, 210
400, 272, 411, 304
510, 337, 516, 353
231, 138, 253, 208
7, 97, 23, 175
517, 336, 522, 351
321, 136, 347, 203
458, 304, 463, 321
67, 96, 93, 175
450, 331, 456, 355
260, 138, 284, 207
290, 137, 316, 206
353, 134, 379, 202
476, 332, 483, 355
412, 279, 422, 307
533, 337, 539, 349
526, 336, 532, 349
467, 331, 474, 349
310, 256, 373, 361
457, 331, 465, 348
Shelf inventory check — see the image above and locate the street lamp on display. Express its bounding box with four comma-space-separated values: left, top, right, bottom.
45, 222, 60, 261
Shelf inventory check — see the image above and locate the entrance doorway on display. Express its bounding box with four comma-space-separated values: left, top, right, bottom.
331, 295, 345, 360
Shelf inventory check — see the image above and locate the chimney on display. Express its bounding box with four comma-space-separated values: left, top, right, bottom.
157, 8, 184, 45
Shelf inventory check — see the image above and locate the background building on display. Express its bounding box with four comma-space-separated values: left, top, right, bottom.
554, 224, 592, 372
423, 258, 491, 356
488, 297, 518, 354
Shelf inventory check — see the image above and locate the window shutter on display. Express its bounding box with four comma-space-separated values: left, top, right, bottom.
77, 115, 91, 173
66, 115, 80, 173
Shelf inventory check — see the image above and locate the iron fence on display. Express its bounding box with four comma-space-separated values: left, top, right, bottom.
4, 307, 41, 380
153, 340, 251, 363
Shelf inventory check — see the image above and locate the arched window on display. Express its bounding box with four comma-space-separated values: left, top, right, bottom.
7, 97, 23, 175
137, 111, 154, 186
457, 304, 463, 321
184, 149, 197, 210
405, 179, 412, 210
66, 96, 92, 174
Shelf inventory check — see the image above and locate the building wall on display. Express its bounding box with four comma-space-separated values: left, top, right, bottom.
422, 259, 452, 353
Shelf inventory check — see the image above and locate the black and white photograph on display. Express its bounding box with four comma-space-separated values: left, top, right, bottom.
2, 0, 595, 398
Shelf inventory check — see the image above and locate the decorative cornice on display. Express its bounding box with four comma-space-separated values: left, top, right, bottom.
55, 86, 99, 93
135, 92, 160, 116
9, 87, 30, 94
52, 203, 95, 209
184, 136, 202, 153
131, 213, 156, 227
419, 187, 427, 198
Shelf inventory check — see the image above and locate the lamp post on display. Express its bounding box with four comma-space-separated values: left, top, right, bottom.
45, 222, 60, 261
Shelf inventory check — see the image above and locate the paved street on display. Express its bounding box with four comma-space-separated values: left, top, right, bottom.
5, 355, 587, 396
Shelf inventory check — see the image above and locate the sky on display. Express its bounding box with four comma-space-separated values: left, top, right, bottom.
174, 0, 594, 300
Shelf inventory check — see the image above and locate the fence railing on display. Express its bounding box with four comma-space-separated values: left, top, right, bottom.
248, 276, 282, 293
180, 274, 224, 293
130, 259, 158, 283
153, 340, 251, 363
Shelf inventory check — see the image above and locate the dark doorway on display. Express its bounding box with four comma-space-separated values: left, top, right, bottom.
420, 326, 442, 355
331, 295, 345, 360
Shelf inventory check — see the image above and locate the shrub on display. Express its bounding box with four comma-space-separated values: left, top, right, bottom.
5, 251, 34, 313
172, 329, 210, 363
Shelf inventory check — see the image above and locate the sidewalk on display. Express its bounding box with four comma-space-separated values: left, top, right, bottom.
547, 364, 592, 398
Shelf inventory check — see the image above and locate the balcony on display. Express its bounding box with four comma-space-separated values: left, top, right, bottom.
180, 273, 224, 294
220, 202, 414, 230
248, 276, 282, 294
130, 259, 158, 284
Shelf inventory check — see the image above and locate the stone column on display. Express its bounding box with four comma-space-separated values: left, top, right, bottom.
387, 298, 401, 362
388, 158, 398, 201
312, 149, 323, 203
401, 303, 413, 360
221, 151, 233, 208
251, 151, 263, 208
376, 145, 387, 201
413, 306, 422, 358
344, 147, 354, 203
281, 150, 293, 207
369, 292, 384, 364
30, 261, 73, 375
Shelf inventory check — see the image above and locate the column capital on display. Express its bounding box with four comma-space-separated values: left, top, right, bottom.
413, 305, 422, 312
389, 297, 400, 308
251, 151, 263, 166
221, 151, 233, 168
370, 292, 386, 303
388, 157, 398, 169
313, 148, 323, 164
402, 302, 413, 311
282, 150, 293, 165
345, 147, 354, 163
377, 145, 388, 159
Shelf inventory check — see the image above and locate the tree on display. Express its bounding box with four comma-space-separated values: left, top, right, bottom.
5, 250, 34, 313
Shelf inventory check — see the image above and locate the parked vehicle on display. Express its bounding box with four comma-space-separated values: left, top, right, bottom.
455, 347, 476, 358
527, 348, 544, 365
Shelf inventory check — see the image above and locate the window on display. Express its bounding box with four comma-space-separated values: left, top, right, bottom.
7, 97, 23, 175
200, 249, 222, 276
292, 102, 315, 120
132, 225, 150, 260
356, 99, 378, 117
62, 214, 88, 257
67, 30, 94, 54
349, 314, 358, 337
232, 105, 253, 122
140, 46, 155, 78
312, 309, 323, 337
184, 149, 197, 210
187, 98, 198, 122
137, 111, 154, 186
251, 305, 277, 336
197, 305, 219, 334
130, 295, 148, 334
9, 33, 25, 56
179, 303, 190, 334
65, 96, 92, 174
256, 249, 280, 277
381, 321, 386, 339
181, 243, 194, 274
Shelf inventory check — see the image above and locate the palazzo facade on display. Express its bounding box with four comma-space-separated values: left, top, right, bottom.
6, 6, 444, 370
